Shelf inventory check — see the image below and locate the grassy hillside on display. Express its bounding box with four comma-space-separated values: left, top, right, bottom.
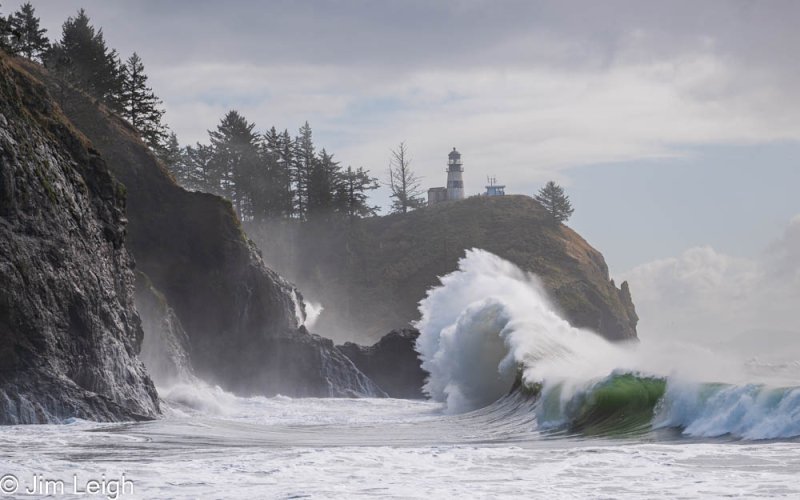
246, 195, 638, 343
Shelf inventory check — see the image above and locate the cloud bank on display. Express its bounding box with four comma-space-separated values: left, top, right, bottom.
20, 0, 800, 196
622, 215, 800, 351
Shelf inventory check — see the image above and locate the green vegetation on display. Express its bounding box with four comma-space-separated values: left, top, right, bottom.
45, 9, 124, 111
535, 180, 574, 223
0, 6, 171, 161
246, 194, 638, 343
3, 2, 49, 60
3, 6, 381, 222
120, 52, 166, 150
170, 113, 379, 222
1, 6, 582, 228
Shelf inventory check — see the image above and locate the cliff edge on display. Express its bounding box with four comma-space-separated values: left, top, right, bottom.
248, 195, 638, 343
0, 54, 159, 423
14, 56, 382, 400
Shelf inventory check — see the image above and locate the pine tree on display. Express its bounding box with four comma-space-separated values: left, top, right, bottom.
158, 132, 184, 181
8, 2, 48, 61
0, 4, 13, 53
121, 52, 166, 149
336, 166, 379, 218
388, 141, 425, 213
293, 122, 315, 219
184, 142, 215, 193
262, 127, 295, 218
46, 9, 123, 110
307, 148, 342, 218
208, 110, 260, 219
279, 130, 297, 217
535, 181, 574, 223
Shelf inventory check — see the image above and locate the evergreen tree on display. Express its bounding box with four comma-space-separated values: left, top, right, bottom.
0, 4, 13, 53
336, 166, 379, 218
243, 131, 283, 222
8, 2, 48, 61
307, 148, 341, 218
184, 142, 215, 193
535, 181, 574, 223
293, 122, 315, 219
158, 132, 184, 180
279, 130, 297, 217
121, 52, 166, 150
208, 110, 260, 219
388, 141, 425, 213
168, 114, 377, 223
262, 127, 295, 218
46, 9, 123, 110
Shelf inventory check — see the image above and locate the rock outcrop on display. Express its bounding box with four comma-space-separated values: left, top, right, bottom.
338, 329, 426, 399
247, 195, 639, 343
134, 272, 193, 386
0, 54, 159, 423
231, 326, 386, 397
20, 58, 381, 398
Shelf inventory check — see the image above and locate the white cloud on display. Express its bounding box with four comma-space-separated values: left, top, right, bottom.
621, 216, 800, 351
154, 44, 800, 203
20, 1, 800, 199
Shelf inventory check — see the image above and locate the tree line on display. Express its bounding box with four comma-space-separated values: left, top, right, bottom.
165, 113, 380, 221
0, 4, 383, 221
1, 4, 575, 223
1, 4, 168, 155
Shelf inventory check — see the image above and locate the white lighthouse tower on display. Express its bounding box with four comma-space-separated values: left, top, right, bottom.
446, 147, 465, 201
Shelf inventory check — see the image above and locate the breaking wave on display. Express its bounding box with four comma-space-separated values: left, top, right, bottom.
415, 249, 800, 440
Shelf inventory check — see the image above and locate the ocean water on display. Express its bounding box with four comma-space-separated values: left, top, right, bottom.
1, 391, 800, 499
2, 249, 798, 498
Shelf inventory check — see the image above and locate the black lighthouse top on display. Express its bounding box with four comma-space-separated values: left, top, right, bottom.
447, 147, 463, 172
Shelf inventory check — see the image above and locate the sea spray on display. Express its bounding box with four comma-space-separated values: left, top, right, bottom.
415, 249, 630, 413
289, 289, 324, 329
414, 249, 800, 439
304, 301, 324, 329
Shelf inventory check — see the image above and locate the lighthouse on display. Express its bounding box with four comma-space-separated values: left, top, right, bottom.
446, 147, 465, 201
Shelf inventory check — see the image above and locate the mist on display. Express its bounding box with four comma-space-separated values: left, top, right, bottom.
244, 217, 394, 343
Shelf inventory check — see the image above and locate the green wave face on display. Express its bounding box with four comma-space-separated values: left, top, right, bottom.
537, 373, 667, 437
572, 374, 667, 435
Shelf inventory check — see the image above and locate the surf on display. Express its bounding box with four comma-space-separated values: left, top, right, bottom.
415, 249, 800, 440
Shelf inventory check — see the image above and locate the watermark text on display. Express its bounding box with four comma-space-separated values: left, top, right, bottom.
0, 473, 133, 499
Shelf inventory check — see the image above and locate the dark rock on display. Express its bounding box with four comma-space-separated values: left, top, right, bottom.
338, 328, 427, 399
0, 54, 158, 424
229, 326, 386, 397
21, 58, 380, 398
134, 272, 193, 385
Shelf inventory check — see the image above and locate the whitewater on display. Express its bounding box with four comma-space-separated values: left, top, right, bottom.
2, 249, 800, 498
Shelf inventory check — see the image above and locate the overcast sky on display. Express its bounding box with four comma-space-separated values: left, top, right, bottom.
11, 0, 799, 341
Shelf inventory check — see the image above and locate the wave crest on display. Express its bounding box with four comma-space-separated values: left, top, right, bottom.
414, 249, 800, 440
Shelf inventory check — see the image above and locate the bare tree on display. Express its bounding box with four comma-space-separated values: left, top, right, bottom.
387, 142, 425, 213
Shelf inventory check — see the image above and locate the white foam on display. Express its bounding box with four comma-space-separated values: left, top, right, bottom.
304, 301, 324, 329
415, 249, 628, 413
655, 381, 800, 439
414, 248, 800, 440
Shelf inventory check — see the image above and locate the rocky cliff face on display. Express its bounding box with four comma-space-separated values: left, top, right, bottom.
20, 59, 381, 398
134, 272, 193, 386
248, 195, 638, 343
0, 55, 159, 423
338, 329, 426, 399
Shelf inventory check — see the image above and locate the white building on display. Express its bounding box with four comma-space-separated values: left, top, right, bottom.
428, 148, 465, 205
